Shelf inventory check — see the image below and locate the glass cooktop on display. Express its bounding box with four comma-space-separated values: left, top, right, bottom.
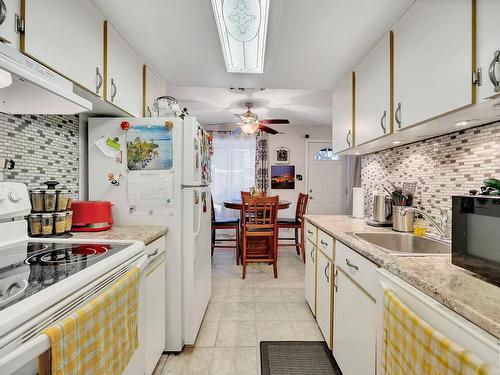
0, 241, 130, 311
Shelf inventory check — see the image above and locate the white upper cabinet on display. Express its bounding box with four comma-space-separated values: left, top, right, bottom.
332, 72, 354, 153
22, 0, 105, 97
105, 22, 143, 117
355, 32, 392, 145
0, 0, 20, 49
393, 0, 473, 129
143, 65, 166, 117
476, 0, 500, 101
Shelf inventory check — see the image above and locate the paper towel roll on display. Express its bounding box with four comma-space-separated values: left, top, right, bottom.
352, 187, 364, 218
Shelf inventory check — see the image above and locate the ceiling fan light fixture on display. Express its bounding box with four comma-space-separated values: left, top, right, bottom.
211, 0, 269, 73
240, 121, 260, 134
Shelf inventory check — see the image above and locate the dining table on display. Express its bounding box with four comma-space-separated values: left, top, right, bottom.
223, 199, 292, 211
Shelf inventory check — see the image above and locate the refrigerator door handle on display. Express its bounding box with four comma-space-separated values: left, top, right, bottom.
193, 192, 203, 241
196, 136, 203, 184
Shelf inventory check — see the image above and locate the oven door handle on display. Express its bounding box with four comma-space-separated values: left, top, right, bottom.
0, 280, 28, 308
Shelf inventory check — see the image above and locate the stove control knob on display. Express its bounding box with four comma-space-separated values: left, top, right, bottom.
8, 190, 21, 203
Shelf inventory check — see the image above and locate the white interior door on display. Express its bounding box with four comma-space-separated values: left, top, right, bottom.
307, 142, 342, 215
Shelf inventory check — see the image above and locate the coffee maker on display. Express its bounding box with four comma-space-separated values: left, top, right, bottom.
366, 192, 393, 227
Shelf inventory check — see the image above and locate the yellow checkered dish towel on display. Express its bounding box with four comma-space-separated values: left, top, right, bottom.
40, 267, 140, 375
383, 290, 499, 375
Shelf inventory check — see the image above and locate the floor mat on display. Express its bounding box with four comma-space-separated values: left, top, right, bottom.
260, 341, 342, 375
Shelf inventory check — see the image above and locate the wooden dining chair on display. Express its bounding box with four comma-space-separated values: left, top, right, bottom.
211, 197, 240, 265
278, 193, 309, 263
241, 195, 279, 279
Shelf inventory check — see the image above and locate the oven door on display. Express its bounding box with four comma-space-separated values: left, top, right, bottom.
452, 196, 500, 286
0, 253, 148, 375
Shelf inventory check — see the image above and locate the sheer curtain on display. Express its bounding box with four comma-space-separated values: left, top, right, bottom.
211, 132, 256, 218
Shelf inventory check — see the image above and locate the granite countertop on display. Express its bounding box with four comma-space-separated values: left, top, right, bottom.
70, 225, 168, 245
305, 215, 500, 339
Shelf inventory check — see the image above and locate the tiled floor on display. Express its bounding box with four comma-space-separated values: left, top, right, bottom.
154, 245, 323, 375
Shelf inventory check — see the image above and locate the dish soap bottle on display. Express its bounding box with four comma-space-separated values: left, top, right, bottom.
413, 215, 426, 237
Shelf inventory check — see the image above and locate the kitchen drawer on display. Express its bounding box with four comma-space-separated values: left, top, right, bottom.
317, 230, 334, 260
335, 241, 378, 299
305, 221, 317, 243
145, 236, 166, 257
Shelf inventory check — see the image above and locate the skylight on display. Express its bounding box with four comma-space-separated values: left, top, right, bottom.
211, 0, 270, 74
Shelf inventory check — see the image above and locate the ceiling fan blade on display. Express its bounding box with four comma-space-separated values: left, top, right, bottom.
258, 125, 280, 135
260, 119, 290, 125
205, 122, 240, 126
232, 127, 242, 135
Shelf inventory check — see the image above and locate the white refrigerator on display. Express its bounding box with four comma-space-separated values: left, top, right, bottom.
88, 116, 212, 351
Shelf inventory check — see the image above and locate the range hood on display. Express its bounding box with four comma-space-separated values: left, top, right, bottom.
0, 43, 92, 114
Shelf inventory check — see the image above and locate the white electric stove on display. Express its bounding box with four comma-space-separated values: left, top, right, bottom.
0, 182, 147, 374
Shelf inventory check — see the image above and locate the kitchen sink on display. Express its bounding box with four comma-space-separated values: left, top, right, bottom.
348, 232, 451, 256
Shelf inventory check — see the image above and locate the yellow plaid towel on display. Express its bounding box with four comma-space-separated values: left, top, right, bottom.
40, 267, 140, 375
383, 290, 498, 375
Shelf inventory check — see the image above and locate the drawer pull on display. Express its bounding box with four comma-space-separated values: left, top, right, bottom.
345, 258, 359, 271
307, 230, 314, 235
324, 263, 330, 283
320, 240, 328, 246
148, 248, 159, 258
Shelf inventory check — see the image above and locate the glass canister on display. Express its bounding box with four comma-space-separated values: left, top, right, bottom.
56, 190, 71, 212
30, 190, 45, 212
54, 212, 67, 234
29, 213, 43, 236
41, 214, 54, 236
65, 211, 73, 232
44, 191, 57, 212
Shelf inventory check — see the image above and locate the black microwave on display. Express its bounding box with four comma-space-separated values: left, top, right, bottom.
452, 195, 500, 286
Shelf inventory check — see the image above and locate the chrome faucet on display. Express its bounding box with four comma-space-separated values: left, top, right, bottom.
398, 206, 449, 240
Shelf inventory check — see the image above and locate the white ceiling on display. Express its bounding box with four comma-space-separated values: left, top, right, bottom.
92, 0, 413, 125
166, 87, 332, 126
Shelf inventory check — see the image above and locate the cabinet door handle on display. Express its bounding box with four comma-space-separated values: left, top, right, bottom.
395, 102, 402, 129
320, 240, 328, 246
310, 247, 315, 263
324, 263, 330, 283
148, 248, 159, 258
488, 50, 500, 93
380, 110, 387, 134
334, 269, 338, 292
345, 258, 359, 271
346, 130, 351, 147
110, 78, 117, 102
95, 67, 103, 94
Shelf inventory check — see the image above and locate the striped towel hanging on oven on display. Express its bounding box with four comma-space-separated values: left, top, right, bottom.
40, 267, 140, 375
383, 289, 498, 375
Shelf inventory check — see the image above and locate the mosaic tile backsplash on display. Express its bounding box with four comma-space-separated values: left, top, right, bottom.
0, 113, 79, 196
361, 121, 500, 224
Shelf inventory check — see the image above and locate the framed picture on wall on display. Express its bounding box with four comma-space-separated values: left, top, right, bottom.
275, 146, 290, 164
271, 165, 295, 189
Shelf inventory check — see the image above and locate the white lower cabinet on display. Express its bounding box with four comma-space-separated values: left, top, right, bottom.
316, 250, 333, 349
145, 237, 166, 375
304, 238, 317, 316
333, 269, 376, 375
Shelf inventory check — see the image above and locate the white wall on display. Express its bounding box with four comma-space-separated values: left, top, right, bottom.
266, 125, 332, 218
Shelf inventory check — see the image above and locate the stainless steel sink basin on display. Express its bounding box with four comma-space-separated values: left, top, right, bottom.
349, 232, 451, 256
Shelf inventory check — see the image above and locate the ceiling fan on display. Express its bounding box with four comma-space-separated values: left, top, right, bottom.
208, 103, 290, 135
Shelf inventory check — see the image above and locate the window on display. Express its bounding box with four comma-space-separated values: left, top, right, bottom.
314, 147, 340, 161
210, 132, 256, 218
